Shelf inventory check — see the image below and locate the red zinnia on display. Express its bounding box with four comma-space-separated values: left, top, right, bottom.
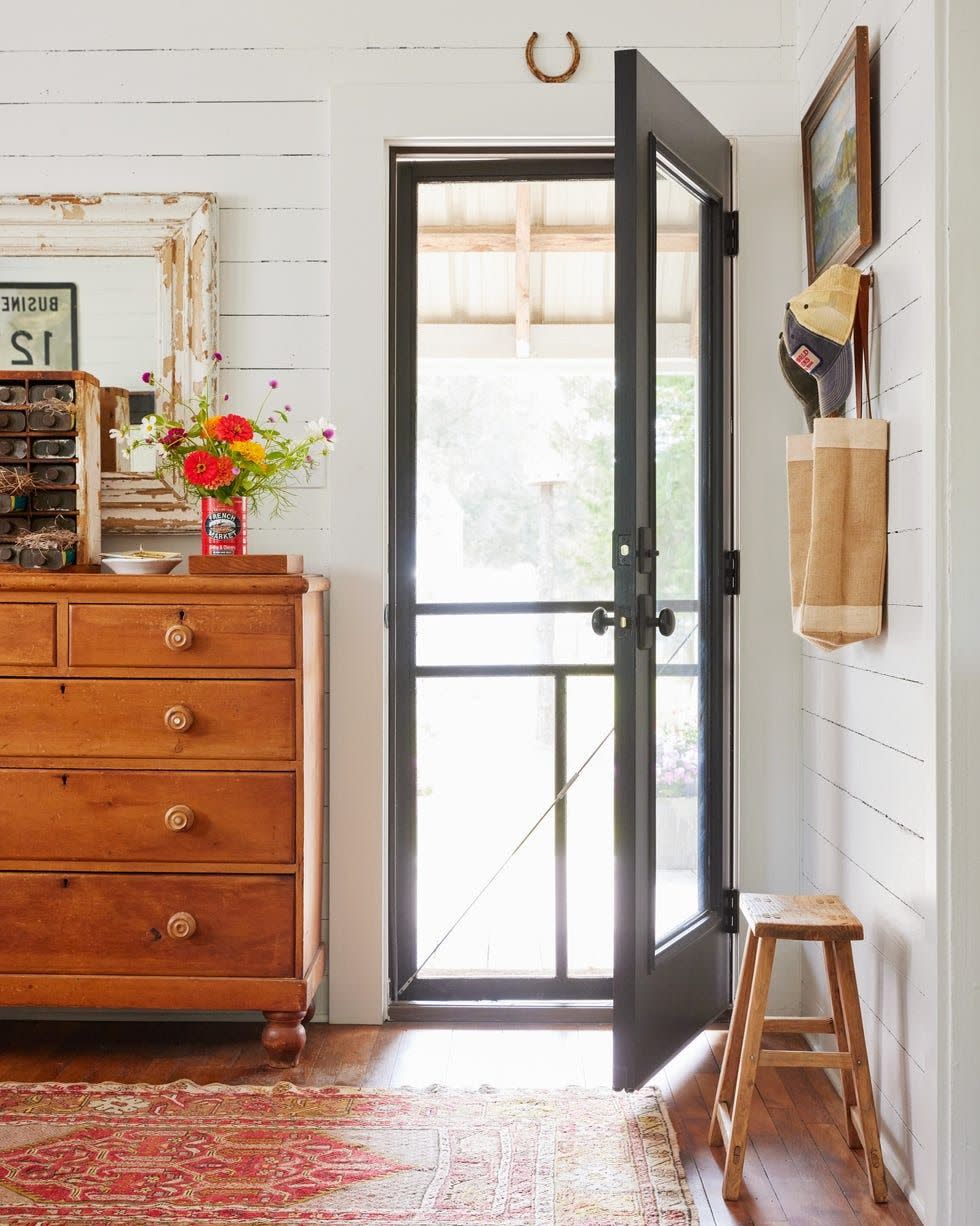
183, 450, 219, 487
213, 414, 253, 443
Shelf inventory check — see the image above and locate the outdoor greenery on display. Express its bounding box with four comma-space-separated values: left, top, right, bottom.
417, 366, 697, 601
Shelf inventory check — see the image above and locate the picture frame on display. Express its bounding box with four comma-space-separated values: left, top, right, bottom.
801, 26, 873, 280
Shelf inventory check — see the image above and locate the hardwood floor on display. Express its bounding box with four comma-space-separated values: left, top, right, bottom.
0, 1019, 921, 1225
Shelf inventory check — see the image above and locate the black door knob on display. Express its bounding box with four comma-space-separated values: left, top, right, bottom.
656, 607, 676, 637
591, 606, 615, 636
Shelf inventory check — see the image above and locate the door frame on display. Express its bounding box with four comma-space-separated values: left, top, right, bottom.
326, 79, 783, 1027
388, 148, 619, 1005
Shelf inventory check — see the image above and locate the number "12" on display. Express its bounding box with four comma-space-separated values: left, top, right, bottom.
10, 330, 53, 366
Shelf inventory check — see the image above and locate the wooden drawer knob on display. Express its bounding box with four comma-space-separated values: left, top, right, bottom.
164, 623, 194, 652
164, 804, 195, 832
164, 704, 194, 732
166, 911, 197, 940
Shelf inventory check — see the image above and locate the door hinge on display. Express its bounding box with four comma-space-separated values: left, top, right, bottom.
722, 888, 740, 934
724, 210, 739, 257
723, 549, 740, 596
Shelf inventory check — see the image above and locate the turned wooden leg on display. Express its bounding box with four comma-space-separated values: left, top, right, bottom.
262, 1011, 307, 1068
833, 941, 889, 1203
824, 940, 860, 1148
710, 931, 758, 1146
722, 936, 776, 1201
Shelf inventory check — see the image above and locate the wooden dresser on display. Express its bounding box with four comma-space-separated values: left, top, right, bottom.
0, 573, 327, 1067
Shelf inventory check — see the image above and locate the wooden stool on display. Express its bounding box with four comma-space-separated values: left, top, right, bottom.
708, 893, 887, 1203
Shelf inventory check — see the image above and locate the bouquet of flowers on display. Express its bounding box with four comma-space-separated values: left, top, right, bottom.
114, 352, 336, 515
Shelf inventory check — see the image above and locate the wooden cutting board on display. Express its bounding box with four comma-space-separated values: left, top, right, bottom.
187, 554, 304, 576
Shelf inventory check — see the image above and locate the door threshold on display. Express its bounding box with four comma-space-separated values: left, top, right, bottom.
388, 1000, 613, 1025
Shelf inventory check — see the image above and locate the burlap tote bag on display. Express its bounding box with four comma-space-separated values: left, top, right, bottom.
787, 277, 888, 649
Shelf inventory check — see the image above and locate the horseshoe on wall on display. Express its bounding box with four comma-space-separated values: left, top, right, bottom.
524, 31, 581, 84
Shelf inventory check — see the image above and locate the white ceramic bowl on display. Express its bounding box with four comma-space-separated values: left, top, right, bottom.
102, 554, 182, 576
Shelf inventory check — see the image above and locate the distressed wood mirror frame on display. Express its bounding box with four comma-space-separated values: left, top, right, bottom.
0, 192, 217, 534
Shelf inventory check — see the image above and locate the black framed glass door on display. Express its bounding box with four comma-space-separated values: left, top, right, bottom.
612, 49, 735, 1088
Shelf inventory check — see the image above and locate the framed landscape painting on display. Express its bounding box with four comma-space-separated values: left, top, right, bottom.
802, 26, 873, 279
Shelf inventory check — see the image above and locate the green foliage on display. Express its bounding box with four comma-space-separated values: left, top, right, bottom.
416, 367, 697, 600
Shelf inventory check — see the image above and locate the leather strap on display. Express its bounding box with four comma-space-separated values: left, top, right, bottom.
853, 273, 872, 418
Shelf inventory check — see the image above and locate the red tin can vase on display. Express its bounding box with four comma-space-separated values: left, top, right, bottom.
200, 496, 248, 556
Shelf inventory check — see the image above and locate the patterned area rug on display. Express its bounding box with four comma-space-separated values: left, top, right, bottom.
0, 1081, 696, 1225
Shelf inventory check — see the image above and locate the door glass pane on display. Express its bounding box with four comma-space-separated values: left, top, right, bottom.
654, 168, 704, 940
416, 180, 614, 605
417, 612, 614, 667
566, 675, 614, 976
416, 676, 556, 977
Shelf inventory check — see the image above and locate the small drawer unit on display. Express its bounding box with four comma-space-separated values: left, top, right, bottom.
0, 370, 102, 568
0, 573, 328, 1068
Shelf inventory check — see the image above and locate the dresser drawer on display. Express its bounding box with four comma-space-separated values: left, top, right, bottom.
0, 679, 295, 761
0, 603, 56, 667
69, 603, 295, 670
0, 872, 294, 976
0, 769, 295, 863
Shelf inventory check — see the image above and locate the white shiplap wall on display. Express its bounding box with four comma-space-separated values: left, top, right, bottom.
796, 2, 937, 1220
1, 2, 801, 1021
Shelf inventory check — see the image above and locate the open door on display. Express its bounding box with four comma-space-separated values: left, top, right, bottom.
610, 49, 734, 1090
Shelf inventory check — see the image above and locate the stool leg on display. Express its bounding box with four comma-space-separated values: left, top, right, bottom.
823, 940, 860, 1147
833, 940, 888, 1203
722, 936, 776, 1201
709, 931, 758, 1146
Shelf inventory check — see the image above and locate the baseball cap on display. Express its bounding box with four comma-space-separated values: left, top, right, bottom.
787, 263, 862, 344
779, 263, 860, 420
781, 311, 853, 419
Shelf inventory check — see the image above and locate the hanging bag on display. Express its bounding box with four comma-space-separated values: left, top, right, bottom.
794, 275, 889, 648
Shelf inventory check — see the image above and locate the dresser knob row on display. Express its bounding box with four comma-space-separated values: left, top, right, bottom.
163, 804, 196, 832
166, 911, 197, 940
164, 624, 194, 652
163, 704, 194, 733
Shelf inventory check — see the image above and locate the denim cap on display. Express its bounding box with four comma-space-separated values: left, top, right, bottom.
781, 307, 853, 418
778, 334, 819, 429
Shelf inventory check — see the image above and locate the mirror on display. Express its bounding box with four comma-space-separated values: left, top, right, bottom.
0, 193, 217, 536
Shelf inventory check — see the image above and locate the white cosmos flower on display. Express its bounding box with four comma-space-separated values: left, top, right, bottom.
305, 415, 334, 439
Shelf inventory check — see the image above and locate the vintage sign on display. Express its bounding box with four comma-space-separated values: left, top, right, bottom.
0, 283, 77, 369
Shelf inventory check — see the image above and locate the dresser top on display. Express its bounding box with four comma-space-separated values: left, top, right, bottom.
0, 573, 329, 595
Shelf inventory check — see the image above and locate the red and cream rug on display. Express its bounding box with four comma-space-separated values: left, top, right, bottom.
0, 1081, 696, 1224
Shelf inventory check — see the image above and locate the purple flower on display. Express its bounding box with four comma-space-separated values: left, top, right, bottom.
141, 371, 153, 384
231, 465, 240, 476
322, 427, 335, 441
223, 393, 230, 402
284, 405, 292, 412
268, 379, 278, 389
212, 351, 223, 362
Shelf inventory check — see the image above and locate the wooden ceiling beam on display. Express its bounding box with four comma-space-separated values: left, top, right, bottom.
514, 184, 531, 357
417, 225, 697, 254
